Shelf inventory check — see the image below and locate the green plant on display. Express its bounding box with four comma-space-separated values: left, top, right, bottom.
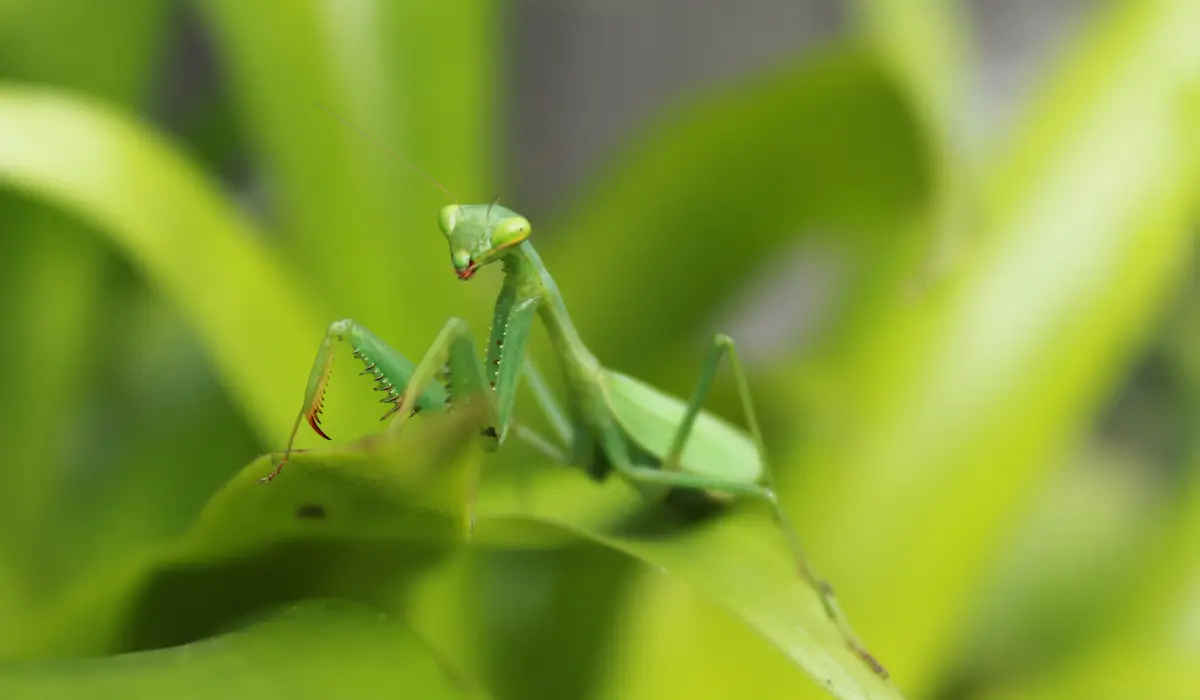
0, 1, 1198, 699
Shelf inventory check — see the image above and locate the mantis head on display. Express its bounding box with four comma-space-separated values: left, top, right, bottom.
439, 204, 532, 281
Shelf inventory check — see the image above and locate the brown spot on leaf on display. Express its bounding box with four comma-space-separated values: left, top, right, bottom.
295, 503, 327, 520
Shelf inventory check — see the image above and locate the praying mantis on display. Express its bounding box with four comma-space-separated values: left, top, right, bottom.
259, 172, 885, 678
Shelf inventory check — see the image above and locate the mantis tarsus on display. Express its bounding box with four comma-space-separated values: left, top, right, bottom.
261, 201, 887, 679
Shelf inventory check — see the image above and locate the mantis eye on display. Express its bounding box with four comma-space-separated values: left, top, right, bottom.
438, 205, 459, 237
492, 217, 531, 250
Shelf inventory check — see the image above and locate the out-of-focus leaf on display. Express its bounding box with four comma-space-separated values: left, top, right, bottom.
1024, 445, 1200, 677
398, 537, 644, 700
0, 228, 108, 643
470, 545, 639, 700
201, 0, 497, 345
849, 0, 966, 139
850, 0, 972, 286
46, 307, 263, 586
0, 600, 489, 700
0, 86, 320, 444
0, 0, 172, 646
978, 648, 1200, 700
0, 0, 169, 102
787, 0, 1200, 692
590, 562, 816, 700
948, 445, 1162, 683
960, 418, 1200, 697
546, 47, 932, 376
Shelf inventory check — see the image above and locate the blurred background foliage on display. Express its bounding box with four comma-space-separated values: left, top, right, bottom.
0, 0, 1199, 698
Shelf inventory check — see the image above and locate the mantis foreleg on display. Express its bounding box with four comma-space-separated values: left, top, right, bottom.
260, 318, 445, 483
266, 302, 553, 484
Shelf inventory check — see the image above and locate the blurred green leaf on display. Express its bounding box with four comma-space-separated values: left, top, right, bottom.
962, 381, 1200, 696
546, 47, 932, 376
0, 0, 169, 101
0, 85, 320, 444
849, 0, 973, 288
978, 647, 1200, 700
949, 444, 1163, 683
849, 0, 967, 139
0, 0, 171, 645
201, 0, 497, 344
0, 600, 488, 699
788, 0, 1200, 691
1004, 447, 1200, 696
0, 226, 109, 641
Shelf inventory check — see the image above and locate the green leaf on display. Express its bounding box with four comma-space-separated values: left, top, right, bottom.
1003, 449, 1200, 694
0, 0, 172, 644
35, 435, 903, 700
848, 0, 972, 286
0, 220, 110, 643
786, 0, 1200, 690
545, 46, 932, 376
0, 0, 170, 101
477, 471, 904, 700
0, 85, 321, 444
977, 648, 1200, 700
0, 600, 488, 699
200, 0, 498, 344
950, 446, 1163, 680
848, 0, 967, 139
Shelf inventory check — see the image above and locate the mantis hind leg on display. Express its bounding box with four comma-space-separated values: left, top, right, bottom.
632, 332, 888, 679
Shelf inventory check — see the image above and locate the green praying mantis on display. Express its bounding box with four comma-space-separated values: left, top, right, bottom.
258, 125, 885, 678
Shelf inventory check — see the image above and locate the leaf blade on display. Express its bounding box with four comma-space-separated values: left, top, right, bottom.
0, 600, 488, 700
0, 85, 320, 444
787, 0, 1200, 688
545, 47, 933, 374
200, 0, 498, 343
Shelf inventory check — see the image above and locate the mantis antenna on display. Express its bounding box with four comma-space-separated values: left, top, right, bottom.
311, 101, 461, 205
